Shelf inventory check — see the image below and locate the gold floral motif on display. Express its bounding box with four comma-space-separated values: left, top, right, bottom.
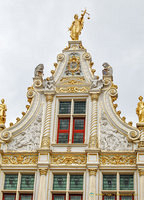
39, 168, 48, 176
56, 87, 89, 93
60, 77, 85, 82
2, 154, 38, 165
100, 154, 136, 165
89, 168, 97, 176
52, 154, 86, 165
139, 169, 144, 176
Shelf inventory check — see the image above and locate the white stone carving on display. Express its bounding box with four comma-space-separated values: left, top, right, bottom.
100, 111, 132, 151
7, 111, 42, 151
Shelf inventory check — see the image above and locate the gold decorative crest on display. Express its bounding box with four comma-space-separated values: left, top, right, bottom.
67, 55, 80, 75
52, 154, 86, 165
2, 154, 38, 165
56, 86, 89, 93
100, 154, 136, 165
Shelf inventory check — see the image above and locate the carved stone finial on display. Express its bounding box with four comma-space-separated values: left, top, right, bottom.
136, 96, 144, 123
69, 9, 90, 40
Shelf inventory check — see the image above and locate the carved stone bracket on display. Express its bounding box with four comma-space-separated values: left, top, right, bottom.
88, 168, 97, 176
39, 168, 48, 176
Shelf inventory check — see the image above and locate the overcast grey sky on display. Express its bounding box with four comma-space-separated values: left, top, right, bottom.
0, 0, 144, 127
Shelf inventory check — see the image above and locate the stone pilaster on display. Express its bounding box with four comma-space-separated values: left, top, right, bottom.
89, 93, 99, 149
38, 168, 48, 200
88, 168, 97, 200
41, 95, 53, 148
139, 169, 144, 200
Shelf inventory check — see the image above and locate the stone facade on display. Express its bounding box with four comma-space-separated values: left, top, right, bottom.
0, 40, 143, 200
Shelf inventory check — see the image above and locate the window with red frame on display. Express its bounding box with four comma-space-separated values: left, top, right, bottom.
57, 100, 86, 144
19, 194, 33, 200
69, 194, 82, 200
102, 195, 116, 200
3, 194, 16, 200
72, 118, 85, 143
120, 196, 134, 200
52, 194, 66, 200
57, 118, 70, 143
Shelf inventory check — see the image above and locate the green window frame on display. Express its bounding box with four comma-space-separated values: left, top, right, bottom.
70, 175, 83, 190
4, 174, 18, 190
103, 175, 116, 190
120, 175, 134, 190
20, 174, 35, 190
53, 175, 67, 190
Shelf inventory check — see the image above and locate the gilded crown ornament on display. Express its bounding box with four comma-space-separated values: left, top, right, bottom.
69, 9, 90, 40
136, 96, 144, 123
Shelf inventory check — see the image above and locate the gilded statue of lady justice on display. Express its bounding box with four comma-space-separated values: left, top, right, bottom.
136, 96, 144, 123
0, 98, 7, 124
69, 9, 90, 40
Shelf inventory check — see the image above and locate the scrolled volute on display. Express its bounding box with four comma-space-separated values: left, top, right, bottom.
33, 79, 43, 88
83, 52, 91, 61
128, 130, 140, 141
1, 131, 12, 142
57, 53, 65, 62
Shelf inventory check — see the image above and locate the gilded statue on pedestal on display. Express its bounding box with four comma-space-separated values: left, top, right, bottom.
69, 9, 90, 40
0, 99, 7, 125
136, 96, 144, 123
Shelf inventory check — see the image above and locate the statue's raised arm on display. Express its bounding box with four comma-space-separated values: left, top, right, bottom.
69, 9, 90, 41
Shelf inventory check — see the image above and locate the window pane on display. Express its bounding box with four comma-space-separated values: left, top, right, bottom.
59, 101, 71, 114
20, 174, 35, 190
59, 119, 69, 130
73, 133, 84, 143
70, 195, 82, 200
103, 175, 116, 190
53, 195, 65, 200
74, 119, 84, 130
74, 101, 86, 114
3, 194, 16, 200
103, 196, 115, 200
70, 175, 83, 190
58, 133, 69, 143
20, 194, 33, 200
4, 174, 18, 190
53, 175, 67, 190
120, 175, 133, 190
121, 196, 133, 200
